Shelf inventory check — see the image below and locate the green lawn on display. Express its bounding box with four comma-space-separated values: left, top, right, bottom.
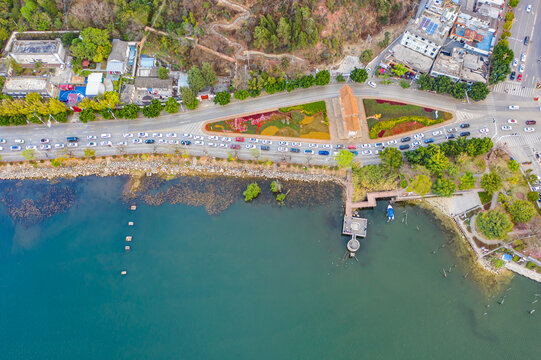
363, 99, 452, 128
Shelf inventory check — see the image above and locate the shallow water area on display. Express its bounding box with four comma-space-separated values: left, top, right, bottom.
0, 176, 539, 359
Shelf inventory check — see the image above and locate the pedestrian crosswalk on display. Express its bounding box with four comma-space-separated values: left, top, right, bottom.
492, 81, 536, 98
455, 110, 482, 123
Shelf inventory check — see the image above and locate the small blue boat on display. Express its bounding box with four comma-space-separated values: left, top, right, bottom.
387, 204, 394, 222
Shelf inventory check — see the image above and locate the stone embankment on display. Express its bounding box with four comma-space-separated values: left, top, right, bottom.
0, 158, 346, 185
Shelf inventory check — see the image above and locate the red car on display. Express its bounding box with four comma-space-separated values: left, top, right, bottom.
230, 144, 241, 149
517, 74, 523, 82
235, 137, 244, 142
526, 120, 536, 125
347, 145, 356, 150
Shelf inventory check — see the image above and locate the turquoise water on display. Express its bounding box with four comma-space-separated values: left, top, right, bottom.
0, 177, 539, 359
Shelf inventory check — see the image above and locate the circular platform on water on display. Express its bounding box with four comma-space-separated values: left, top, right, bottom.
347, 238, 360, 252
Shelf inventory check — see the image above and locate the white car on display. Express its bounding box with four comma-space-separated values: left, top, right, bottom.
387, 140, 397, 145
367, 81, 376, 88
101, 133, 111, 139
207, 135, 218, 141
521, 53, 527, 62
166, 133, 177, 138
248, 138, 259, 143
0, 139, 6, 143
100, 141, 112, 146
88, 142, 97, 147
279, 141, 288, 146
526, 4, 532, 13
117, 141, 128, 146
138, 132, 148, 138
40, 144, 51, 150
87, 135, 97, 140
207, 142, 217, 147
479, 127, 489, 133
194, 140, 204, 146
123, 133, 133, 138
447, 128, 457, 133
291, 142, 301, 146
261, 139, 272, 145
524, 127, 535, 133
245, 144, 256, 149
158, 139, 167, 144
277, 147, 288, 152
509, 105, 519, 110
308, 143, 318, 148
14, 139, 25, 144
322, 144, 331, 149
508, 119, 517, 124
55, 143, 64, 149
512, 58, 518, 67
67, 142, 78, 148
219, 143, 228, 148
221, 137, 232, 142
432, 130, 442, 136
519, 64, 525, 73
183, 133, 192, 138
133, 138, 142, 144
412, 141, 421, 147
194, 135, 204, 140
501, 125, 512, 131
168, 140, 179, 145
40, 138, 50, 144
374, 149, 382, 154
361, 150, 372, 155
152, 133, 163, 138
25, 145, 37, 150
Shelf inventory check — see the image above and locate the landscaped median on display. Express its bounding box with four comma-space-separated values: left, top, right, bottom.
204, 101, 330, 140
363, 99, 453, 139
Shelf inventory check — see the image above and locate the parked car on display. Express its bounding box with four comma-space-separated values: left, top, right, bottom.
40, 144, 51, 150
524, 36, 530, 46
347, 145, 356, 150
10, 145, 21, 151
183, 133, 192, 138
424, 138, 434, 144
367, 81, 376, 88
194, 140, 204, 146
361, 144, 371, 148
88, 142, 97, 147
459, 123, 470, 128
387, 140, 397, 145
318, 150, 329, 155
145, 139, 155, 144
401, 137, 411, 142
508, 105, 519, 110
55, 143, 64, 149
526, 4, 532, 13
279, 141, 289, 146
166, 133, 177, 138
260, 145, 270, 151
501, 125, 512, 131
181, 140, 191, 146
277, 147, 288, 152
67, 137, 79, 142
526, 120, 536, 125
67, 142, 78, 148
245, 144, 255, 149
308, 143, 318, 148
479, 127, 489, 133
399, 144, 410, 150
518, 74, 523, 82
521, 53, 527, 62
335, 144, 344, 149
510, 71, 516, 80
123, 133, 133, 138
235, 137, 244, 142
512, 58, 518, 67
524, 127, 535, 133
101, 133, 111, 139
432, 130, 442, 136
361, 150, 372, 155
446, 134, 455, 139
460, 131, 471, 137
0, 138, 6, 143
133, 138, 142, 144
349, 150, 358, 156
230, 144, 240, 149
40, 138, 49, 144
519, 64, 525, 73
222, 137, 232, 142
290, 148, 300, 153
375, 142, 384, 147
14, 139, 25, 144
304, 149, 314, 154
508, 119, 517, 124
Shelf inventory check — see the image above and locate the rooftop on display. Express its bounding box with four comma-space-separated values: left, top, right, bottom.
3, 76, 48, 91
390, 44, 434, 73
339, 84, 359, 133
11, 40, 60, 54
432, 51, 461, 78
342, 216, 367, 237
134, 77, 172, 89
108, 39, 129, 62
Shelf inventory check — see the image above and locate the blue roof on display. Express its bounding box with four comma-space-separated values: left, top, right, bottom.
58, 86, 87, 102
140, 55, 155, 68
128, 45, 136, 66
502, 253, 513, 262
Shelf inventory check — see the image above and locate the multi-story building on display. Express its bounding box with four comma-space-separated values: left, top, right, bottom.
8, 39, 65, 67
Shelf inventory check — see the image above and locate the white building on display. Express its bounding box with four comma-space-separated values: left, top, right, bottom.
2, 76, 57, 98
8, 39, 65, 67
86, 73, 105, 97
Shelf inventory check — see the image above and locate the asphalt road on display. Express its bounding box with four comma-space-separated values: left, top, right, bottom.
0, 82, 540, 169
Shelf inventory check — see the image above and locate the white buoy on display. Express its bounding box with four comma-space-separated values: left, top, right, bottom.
130, 205, 137, 210
121, 270, 127, 275
128, 221, 134, 226
125, 245, 130, 251
125, 236, 132, 242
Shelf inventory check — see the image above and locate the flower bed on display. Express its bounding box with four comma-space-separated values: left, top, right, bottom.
205, 101, 330, 139
363, 98, 452, 139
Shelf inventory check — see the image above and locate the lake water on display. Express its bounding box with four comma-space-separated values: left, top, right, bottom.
0, 176, 539, 359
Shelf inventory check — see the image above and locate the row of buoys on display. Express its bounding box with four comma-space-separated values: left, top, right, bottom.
121, 205, 137, 275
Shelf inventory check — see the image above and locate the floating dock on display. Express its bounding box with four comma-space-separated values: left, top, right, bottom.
342, 216, 368, 238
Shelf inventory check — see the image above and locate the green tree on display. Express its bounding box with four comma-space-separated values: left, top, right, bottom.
392, 63, 408, 77
276, 17, 291, 46
335, 149, 354, 168
234, 89, 249, 100
469, 82, 490, 101
476, 210, 513, 239
70, 27, 111, 63
416, 74, 435, 91
84, 148, 95, 157
480, 171, 502, 195
158, 67, 169, 80
459, 172, 476, 190
527, 191, 539, 202
451, 82, 468, 99
379, 147, 403, 170
350, 67, 368, 83
359, 49, 373, 64
336, 73, 345, 82
180, 87, 199, 110
508, 159, 519, 171
489, 41, 514, 84
432, 177, 456, 197
507, 200, 535, 224
299, 74, 315, 88
142, 99, 162, 118
505, 12, 515, 21
121, 104, 140, 119
399, 80, 410, 89
164, 97, 179, 114
493, 258, 505, 269
315, 70, 330, 86
270, 180, 282, 193
276, 193, 286, 203
434, 75, 453, 94
408, 174, 432, 196
509, 0, 519, 8
243, 182, 261, 202
21, 149, 35, 160
213, 91, 231, 106
201, 62, 217, 87
187, 65, 206, 93
79, 108, 95, 123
